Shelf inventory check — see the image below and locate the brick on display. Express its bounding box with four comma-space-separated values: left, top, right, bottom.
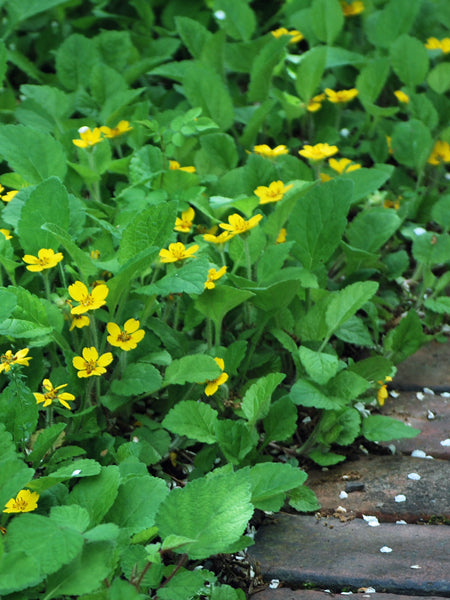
248, 514, 450, 596
251, 590, 450, 600
306, 455, 450, 523
393, 340, 450, 390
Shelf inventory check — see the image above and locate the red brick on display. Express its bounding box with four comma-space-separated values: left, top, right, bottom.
393, 340, 450, 389
251, 590, 449, 600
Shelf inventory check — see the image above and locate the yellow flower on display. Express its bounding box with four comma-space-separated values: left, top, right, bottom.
34, 379, 75, 410
68, 281, 109, 315
299, 143, 338, 161
205, 266, 227, 290
328, 157, 361, 174
0, 228, 12, 240
3, 489, 39, 513
174, 207, 195, 233
203, 231, 234, 244
377, 376, 392, 407
306, 93, 326, 112
271, 27, 304, 43
69, 313, 90, 331
22, 248, 63, 272
253, 144, 289, 158
72, 126, 104, 148
427, 140, 450, 165
204, 357, 229, 396
0, 348, 31, 374
254, 181, 293, 205
169, 160, 196, 173
384, 198, 400, 210
73, 347, 113, 378
0, 186, 19, 203
320, 173, 333, 182
425, 37, 450, 53
340, 1, 364, 16
325, 88, 359, 103
90, 249, 101, 259
219, 213, 263, 236
100, 120, 132, 138
159, 242, 199, 263
394, 90, 410, 104
276, 228, 287, 244
107, 318, 145, 351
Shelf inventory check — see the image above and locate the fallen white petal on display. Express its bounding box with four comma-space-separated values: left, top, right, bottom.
340, 593, 353, 595
413, 227, 427, 236
440, 439, 450, 446
427, 410, 435, 420
389, 390, 400, 398
380, 546, 392, 553
214, 9, 226, 19
71, 469, 82, 476
336, 506, 347, 513
441, 391, 450, 398
363, 515, 380, 527
416, 391, 425, 401
410, 565, 421, 569
269, 579, 280, 589
395, 494, 406, 502
396, 520, 407, 525
407, 473, 421, 481
339, 490, 348, 499
423, 387, 435, 395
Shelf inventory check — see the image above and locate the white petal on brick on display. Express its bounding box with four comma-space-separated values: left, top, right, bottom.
363, 515, 379, 527
427, 410, 435, 420
394, 494, 406, 502
269, 579, 280, 589
416, 391, 425, 401
396, 520, 407, 525
407, 473, 421, 481
380, 546, 392, 553
440, 438, 450, 446
423, 387, 435, 395
410, 565, 421, 569
339, 490, 348, 499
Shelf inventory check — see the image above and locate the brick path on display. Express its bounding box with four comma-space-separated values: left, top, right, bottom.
248, 341, 450, 599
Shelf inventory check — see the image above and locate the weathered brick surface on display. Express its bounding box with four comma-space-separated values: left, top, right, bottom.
251, 590, 450, 600
306, 454, 450, 523
393, 340, 450, 389
248, 514, 450, 596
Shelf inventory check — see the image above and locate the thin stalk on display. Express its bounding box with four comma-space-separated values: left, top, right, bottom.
243, 237, 252, 280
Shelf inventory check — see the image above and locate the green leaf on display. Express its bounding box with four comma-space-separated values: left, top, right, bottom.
356, 58, 390, 105
383, 309, 425, 363
0, 288, 16, 321
196, 133, 238, 175
55, 34, 100, 90
287, 179, 352, 270
0, 552, 42, 594
106, 474, 169, 534
290, 379, 343, 409
308, 450, 346, 466
163, 401, 219, 444
0, 424, 35, 516
424, 297, 450, 315
164, 354, 222, 386
346, 207, 401, 253
145, 257, 210, 296
215, 420, 258, 464
390, 35, 429, 87
334, 315, 375, 348
349, 356, 394, 383
428, 62, 450, 94
176, 16, 212, 58
213, 0, 256, 41
158, 569, 209, 600
248, 36, 288, 102
392, 119, 433, 170
0, 125, 67, 184
248, 463, 308, 511
317, 407, 361, 446
111, 363, 162, 397
325, 281, 379, 336
412, 231, 450, 266
41, 222, 98, 280
362, 415, 420, 442
49, 505, 90, 533
28, 423, 66, 468
6, 0, 71, 22
299, 346, 340, 385
156, 471, 253, 559
263, 396, 298, 443
310, 0, 344, 44
129, 145, 165, 185
241, 372, 285, 425
431, 195, 450, 231
118, 201, 177, 264
68, 466, 120, 527
294, 46, 327, 103
0, 380, 39, 449
195, 284, 254, 327
288, 485, 320, 512
0, 40, 7, 88
340, 165, 394, 204
328, 370, 370, 401
28, 459, 102, 492
365, 0, 421, 48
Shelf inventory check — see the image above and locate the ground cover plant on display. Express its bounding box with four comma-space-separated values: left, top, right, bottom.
0, 0, 449, 597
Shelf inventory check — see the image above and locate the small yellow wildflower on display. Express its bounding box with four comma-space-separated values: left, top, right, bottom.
34, 379, 75, 410
253, 144, 289, 158
306, 93, 326, 112
204, 357, 229, 396
72, 126, 103, 148
340, 1, 364, 16
377, 376, 392, 407
169, 160, 196, 173
320, 173, 333, 182
68, 281, 109, 315
328, 157, 361, 174
219, 213, 263, 236
100, 120, 132, 138
0, 185, 19, 203
394, 90, 410, 104
254, 181, 293, 205
425, 37, 450, 53
3, 490, 39, 514
0, 348, 31, 374
159, 242, 199, 263
299, 143, 338, 161
276, 228, 287, 244
0, 228, 12, 240
22, 248, 63, 272
107, 318, 145, 351
174, 207, 195, 233
73, 347, 113, 378
69, 313, 90, 331
271, 27, 304, 43
90, 249, 101, 259
204, 266, 227, 290
325, 88, 359, 104
427, 140, 450, 165
384, 198, 400, 210
203, 231, 234, 244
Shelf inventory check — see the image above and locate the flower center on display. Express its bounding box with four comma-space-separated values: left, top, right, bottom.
117, 331, 132, 342
14, 498, 28, 511
84, 359, 98, 374
0, 352, 12, 365
81, 294, 95, 307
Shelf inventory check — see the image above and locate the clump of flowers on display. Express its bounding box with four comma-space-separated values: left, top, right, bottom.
204, 266, 227, 290
22, 248, 63, 272
340, 0, 364, 16
107, 318, 145, 351
306, 93, 326, 112
73, 347, 113, 378
1, 228, 12, 240
72, 126, 103, 148
254, 181, 293, 204
271, 27, 303, 43
3, 489, 39, 513
329, 158, 361, 174
427, 140, 450, 165
68, 281, 109, 314
34, 379, 75, 410
425, 37, 450, 54
159, 242, 199, 263
0, 185, 19, 202
203, 231, 234, 245
219, 213, 263, 236
204, 358, 229, 396
253, 144, 289, 158
174, 207, 195, 233
169, 160, 196, 173
299, 143, 339, 161
0, 348, 32, 374
325, 88, 359, 104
